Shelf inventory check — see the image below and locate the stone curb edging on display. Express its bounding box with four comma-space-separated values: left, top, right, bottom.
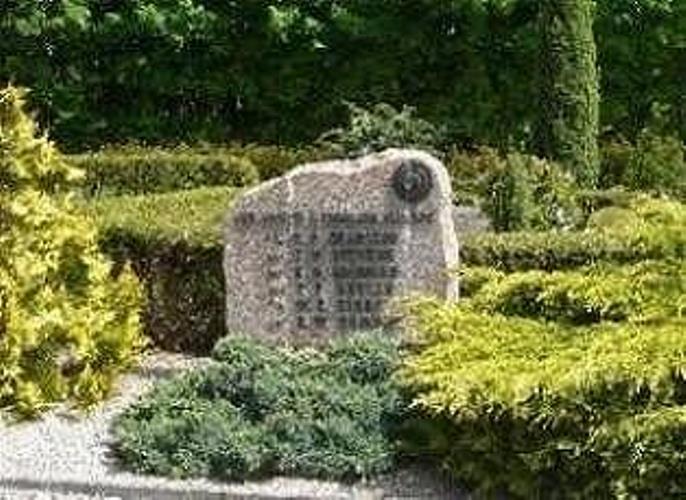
0, 476, 364, 500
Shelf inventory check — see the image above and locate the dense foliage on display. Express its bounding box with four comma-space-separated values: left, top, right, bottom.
400, 195, 686, 498
2, 1, 684, 150
112, 331, 406, 480
0, 86, 144, 416
318, 102, 444, 157
600, 124, 686, 199
470, 149, 582, 231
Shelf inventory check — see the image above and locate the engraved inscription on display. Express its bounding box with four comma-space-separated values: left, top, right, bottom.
238, 210, 435, 333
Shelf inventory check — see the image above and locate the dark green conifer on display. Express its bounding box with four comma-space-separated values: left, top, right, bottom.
536, 0, 600, 187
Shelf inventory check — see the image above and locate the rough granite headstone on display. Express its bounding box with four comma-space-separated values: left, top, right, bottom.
223, 148, 459, 342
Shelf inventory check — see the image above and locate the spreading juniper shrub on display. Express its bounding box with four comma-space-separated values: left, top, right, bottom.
112, 331, 408, 481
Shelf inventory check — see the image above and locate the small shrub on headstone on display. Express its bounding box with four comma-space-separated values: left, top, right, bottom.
318, 102, 445, 157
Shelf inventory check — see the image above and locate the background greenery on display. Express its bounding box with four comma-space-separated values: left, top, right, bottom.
2, 0, 684, 151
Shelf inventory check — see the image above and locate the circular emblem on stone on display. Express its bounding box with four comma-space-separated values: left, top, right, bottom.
392, 160, 433, 204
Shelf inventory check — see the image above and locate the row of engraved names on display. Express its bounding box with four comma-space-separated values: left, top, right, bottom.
283, 265, 400, 280
234, 209, 436, 227
263, 229, 400, 247
294, 296, 390, 315
293, 313, 384, 331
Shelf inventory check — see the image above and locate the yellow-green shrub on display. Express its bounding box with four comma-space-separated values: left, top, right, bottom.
402, 303, 686, 413
470, 260, 686, 325
0, 86, 144, 416
400, 222, 686, 497
400, 297, 686, 498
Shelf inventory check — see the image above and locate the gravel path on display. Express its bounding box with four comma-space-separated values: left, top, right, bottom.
0, 352, 466, 499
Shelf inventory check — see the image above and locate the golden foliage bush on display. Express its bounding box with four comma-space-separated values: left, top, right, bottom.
400, 200, 686, 496
0, 86, 144, 416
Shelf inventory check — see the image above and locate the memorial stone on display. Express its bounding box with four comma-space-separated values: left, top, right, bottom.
223, 148, 459, 342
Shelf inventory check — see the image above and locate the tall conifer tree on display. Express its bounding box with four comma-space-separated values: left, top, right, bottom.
536, 0, 600, 187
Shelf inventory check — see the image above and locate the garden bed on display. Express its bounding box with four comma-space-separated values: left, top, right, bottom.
0, 351, 464, 499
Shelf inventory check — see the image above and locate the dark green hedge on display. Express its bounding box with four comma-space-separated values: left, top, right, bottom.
90, 187, 237, 353
71, 146, 259, 197
229, 144, 332, 182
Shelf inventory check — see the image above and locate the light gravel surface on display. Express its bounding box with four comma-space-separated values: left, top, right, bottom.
0, 352, 466, 499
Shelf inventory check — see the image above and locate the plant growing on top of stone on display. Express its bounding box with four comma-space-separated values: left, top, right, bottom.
318, 102, 444, 157
0, 85, 144, 417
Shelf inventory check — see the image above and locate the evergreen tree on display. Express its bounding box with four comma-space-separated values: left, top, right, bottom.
536, 0, 600, 187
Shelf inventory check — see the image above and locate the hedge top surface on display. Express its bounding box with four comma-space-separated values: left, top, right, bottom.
71, 146, 259, 197
88, 186, 239, 247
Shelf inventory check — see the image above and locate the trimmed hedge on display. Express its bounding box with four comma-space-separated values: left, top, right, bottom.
88, 187, 237, 353
89, 186, 236, 247
462, 198, 686, 271
71, 146, 259, 197
229, 144, 332, 182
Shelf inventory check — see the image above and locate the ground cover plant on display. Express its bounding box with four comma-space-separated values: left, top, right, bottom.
112, 331, 407, 481
399, 196, 686, 498
0, 86, 144, 417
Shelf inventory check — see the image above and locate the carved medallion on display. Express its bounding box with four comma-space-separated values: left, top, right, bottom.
392, 160, 434, 204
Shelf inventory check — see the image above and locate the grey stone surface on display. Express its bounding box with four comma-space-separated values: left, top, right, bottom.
223, 148, 459, 342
